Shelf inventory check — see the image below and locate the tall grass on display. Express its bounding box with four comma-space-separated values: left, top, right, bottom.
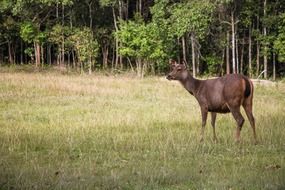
0, 70, 284, 189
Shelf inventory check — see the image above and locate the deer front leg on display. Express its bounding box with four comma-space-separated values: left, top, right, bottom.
200, 107, 208, 142
211, 112, 218, 142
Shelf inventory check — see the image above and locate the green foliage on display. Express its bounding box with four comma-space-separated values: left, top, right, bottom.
20, 22, 37, 43
240, 0, 257, 27
150, 0, 171, 21
99, 0, 116, 7
1, 15, 18, 41
274, 13, 285, 62
170, 0, 215, 39
49, 24, 73, 51
24, 47, 34, 57
70, 27, 99, 64
116, 17, 167, 62
205, 55, 222, 74
20, 22, 46, 44
11, 0, 73, 14
0, 0, 13, 12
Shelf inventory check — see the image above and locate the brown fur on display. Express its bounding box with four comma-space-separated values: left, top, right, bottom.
167, 60, 257, 143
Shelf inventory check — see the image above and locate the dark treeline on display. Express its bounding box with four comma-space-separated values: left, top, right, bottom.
0, 0, 285, 79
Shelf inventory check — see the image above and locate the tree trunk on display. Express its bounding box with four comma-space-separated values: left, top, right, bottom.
240, 36, 244, 74
119, 1, 123, 70
226, 31, 230, 74
263, 0, 268, 79
67, 52, 70, 68
41, 45, 44, 67
72, 50, 76, 68
111, 41, 115, 70
249, 27, 252, 77
273, 52, 276, 80
231, 10, 236, 74
62, 4, 64, 25
34, 42, 41, 67
11, 42, 15, 64
119, 51, 123, 70
62, 4, 65, 67
137, 0, 142, 15
197, 51, 200, 75
256, 42, 260, 77
102, 46, 109, 69
37, 43, 41, 67
8, 41, 14, 64
236, 35, 239, 74
20, 40, 23, 64
61, 41, 64, 66
191, 34, 196, 77
57, 53, 60, 66
177, 37, 181, 64
112, 7, 119, 70
136, 58, 142, 78
182, 35, 186, 62
221, 48, 225, 76
56, 3, 59, 19
126, 0, 129, 19
25, 47, 28, 64
89, 1, 93, 29
256, 15, 260, 77
80, 61, 83, 74
89, 55, 92, 75
48, 44, 52, 65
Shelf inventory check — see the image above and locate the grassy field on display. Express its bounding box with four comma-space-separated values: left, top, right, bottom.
0, 68, 285, 189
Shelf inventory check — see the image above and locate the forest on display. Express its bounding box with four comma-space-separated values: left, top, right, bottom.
0, 0, 285, 79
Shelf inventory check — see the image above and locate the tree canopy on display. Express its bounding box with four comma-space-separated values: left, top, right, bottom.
0, 0, 284, 79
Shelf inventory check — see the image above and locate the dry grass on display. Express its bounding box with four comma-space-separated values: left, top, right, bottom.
0, 69, 285, 189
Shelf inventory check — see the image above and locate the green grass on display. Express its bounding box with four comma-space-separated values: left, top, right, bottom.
0, 69, 285, 189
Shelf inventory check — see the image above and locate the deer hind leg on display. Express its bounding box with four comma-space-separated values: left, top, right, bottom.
228, 106, 245, 143
200, 107, 208, 142
211, 112, 218, 142
243, 101, 257, 144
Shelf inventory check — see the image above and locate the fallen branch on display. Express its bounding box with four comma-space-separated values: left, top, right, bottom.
251, 79, 276, 86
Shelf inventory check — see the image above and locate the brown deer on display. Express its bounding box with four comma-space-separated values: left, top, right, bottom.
166, 60, 257, 143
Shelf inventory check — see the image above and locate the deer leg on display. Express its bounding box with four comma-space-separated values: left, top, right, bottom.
243, 104, 257, 144
211, 112, 218, 142
229, 107, 244, 143
200, 107, 208, 142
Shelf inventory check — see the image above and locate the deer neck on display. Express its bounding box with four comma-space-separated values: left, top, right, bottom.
180, 72, 199, 95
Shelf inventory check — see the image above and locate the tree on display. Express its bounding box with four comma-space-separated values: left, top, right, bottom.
274, 13, 285, 63
168, 0, 215, 77
70, 27, 99, 74
116, 15, 167, 77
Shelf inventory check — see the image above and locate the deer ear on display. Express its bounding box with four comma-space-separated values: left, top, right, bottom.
181, 60, 187, 68
169, 59, 177, 66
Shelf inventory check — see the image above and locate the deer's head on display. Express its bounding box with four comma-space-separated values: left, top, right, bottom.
166, 60, 188, 81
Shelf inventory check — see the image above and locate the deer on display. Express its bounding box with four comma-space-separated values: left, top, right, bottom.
166, 60, 257, 144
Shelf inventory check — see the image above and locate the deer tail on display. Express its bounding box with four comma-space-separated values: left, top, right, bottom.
244, 77, 252, 98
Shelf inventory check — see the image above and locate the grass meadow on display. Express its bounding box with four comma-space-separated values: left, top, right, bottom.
0, 67, 285, 189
